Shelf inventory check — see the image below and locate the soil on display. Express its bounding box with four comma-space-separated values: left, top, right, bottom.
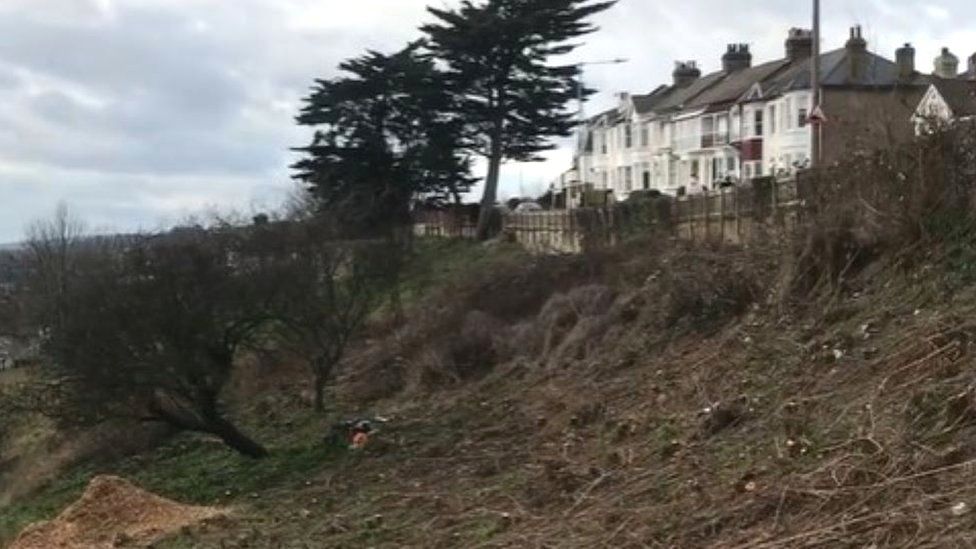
10, 475, 224, 549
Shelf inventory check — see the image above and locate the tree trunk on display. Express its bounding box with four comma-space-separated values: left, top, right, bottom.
148, 395, 268, 459
476, 132, 504, 241
311, 356, 331, 413
206, 415, 269, 459
313, 373, 325, 413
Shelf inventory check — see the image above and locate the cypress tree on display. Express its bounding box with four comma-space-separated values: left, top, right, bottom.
292, 42, 473, 238
422, 0, 616, 239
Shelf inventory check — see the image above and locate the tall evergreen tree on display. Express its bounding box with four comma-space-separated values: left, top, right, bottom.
293, 42, 473, 237
422, 0, 616, 239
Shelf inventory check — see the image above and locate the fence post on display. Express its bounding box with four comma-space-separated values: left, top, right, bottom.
734, 184, 741, 242
771, 178, 780, 227
704, 191, 711, 242
720, 189, 726, 244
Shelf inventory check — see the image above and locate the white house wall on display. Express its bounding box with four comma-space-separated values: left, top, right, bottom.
570, 90, 813, 200
762, 91, 813, 176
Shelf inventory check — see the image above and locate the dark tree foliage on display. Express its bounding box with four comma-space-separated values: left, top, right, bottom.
292, 42, 474, 237
422, 0, 616, 239
48, 229, 272, 458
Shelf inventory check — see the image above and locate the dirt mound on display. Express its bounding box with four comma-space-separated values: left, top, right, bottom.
11, 475, 224, 549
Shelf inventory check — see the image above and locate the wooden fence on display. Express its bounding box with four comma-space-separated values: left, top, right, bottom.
413, 209, 479, 239
414, 176, 806, 254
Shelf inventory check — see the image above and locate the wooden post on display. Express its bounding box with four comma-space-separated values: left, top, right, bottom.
720, 189, 726, 244
771, 178, 779, 226
704, 191, 711, 242
734, 184, 741, 242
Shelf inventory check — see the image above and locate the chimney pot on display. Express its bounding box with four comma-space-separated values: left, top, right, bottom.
785, 28, 813, 61
721, 43, 752, 72
934, 47, 960, 78
672, 61, 701, 87
896, 42, 915, 80
845, 25, 869, 80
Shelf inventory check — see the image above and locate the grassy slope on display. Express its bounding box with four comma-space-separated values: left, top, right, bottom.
7, 237, 976, 547
0, 238, 524, 545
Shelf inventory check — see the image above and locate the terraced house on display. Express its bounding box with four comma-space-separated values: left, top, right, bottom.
565, 26, 960, 202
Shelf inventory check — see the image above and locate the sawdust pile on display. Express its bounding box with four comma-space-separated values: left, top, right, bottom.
11, 475, 224, 549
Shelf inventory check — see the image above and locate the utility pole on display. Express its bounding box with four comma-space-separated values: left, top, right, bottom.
810, 0, 822, 167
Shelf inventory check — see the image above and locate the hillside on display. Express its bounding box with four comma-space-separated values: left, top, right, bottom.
5, 232, 976, 547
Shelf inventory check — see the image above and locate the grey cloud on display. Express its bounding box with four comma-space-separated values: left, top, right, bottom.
1, 0, 975, 242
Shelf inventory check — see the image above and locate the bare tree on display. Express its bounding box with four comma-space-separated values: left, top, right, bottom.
23, 203, 86, 331
45, 227, 272, 458
250, 221, 398, 412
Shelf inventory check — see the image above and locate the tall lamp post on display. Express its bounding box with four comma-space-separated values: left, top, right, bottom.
572, 58, 628, 202
810, 0, 823, 168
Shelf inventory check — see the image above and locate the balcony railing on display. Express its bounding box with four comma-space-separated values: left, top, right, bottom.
701, 131, 730, 149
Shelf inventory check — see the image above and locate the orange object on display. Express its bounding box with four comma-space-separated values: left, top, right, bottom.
351, 432, 369, 449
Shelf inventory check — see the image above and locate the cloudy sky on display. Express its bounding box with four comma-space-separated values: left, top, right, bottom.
0, 0, 974, 241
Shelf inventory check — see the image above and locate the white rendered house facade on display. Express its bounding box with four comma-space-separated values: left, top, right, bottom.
563, 27, 931, 202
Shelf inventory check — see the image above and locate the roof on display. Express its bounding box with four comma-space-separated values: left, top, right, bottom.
931, 78, 976, 117
652, 71, 727, 113
583, 41, 935, 128
763, 48, 931, 96
686, 59, 792, 110
586, 106, 619, 125
632, 85, 671, 114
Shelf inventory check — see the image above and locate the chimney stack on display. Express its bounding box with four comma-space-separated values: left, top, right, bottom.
722, 44, 752, 72
785, 28, 813, 61
846, 26, 868, 80
672, 61, 701, 87
845, 25, 867, 53
896, 43, 915, 80
968, 52, 976, 80
934, 47, 960, 78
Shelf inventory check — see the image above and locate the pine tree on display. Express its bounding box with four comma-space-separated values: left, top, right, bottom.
292, 42, 473, 237
422, 0, 616, 239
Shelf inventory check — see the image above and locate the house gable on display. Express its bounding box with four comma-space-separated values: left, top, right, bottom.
742, 82, 764, 102
914, 84, 953, 121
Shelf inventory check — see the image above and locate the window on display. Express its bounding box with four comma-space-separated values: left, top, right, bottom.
754, 110, 764, 136
600, 132, 607, 154
798, 108, 808, 128
744, 164, 752, 178
642, 170, 651, 189
755, 162, 763, 177
640, 124, 649, 147
769, 105, 777, 134
726, 156, 736, 172
690, 160, 700, 180
702, 116, 714, 136
624, 124, 633, 148
785, 97, 793, 129
624, 166, 633, 190
711, 157, 720, 181
700, 116, 713, 147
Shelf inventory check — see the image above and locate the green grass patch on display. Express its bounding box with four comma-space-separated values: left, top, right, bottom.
0, 466, 93, 542
0, 408, 346, 546
398, 238, 524, 304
